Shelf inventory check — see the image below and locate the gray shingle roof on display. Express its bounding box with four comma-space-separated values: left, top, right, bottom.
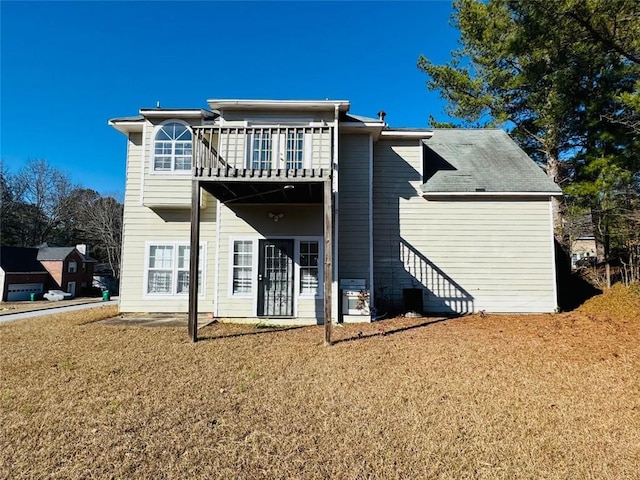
108, 115, 144, 122
37, 246, 97, 263
421, 129, 561, 194
37, 246, 75, 261
340, 112, 383, 123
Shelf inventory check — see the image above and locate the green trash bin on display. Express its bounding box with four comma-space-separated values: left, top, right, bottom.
102, 290, 111, 301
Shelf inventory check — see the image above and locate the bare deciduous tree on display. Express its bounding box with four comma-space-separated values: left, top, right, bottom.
10, 159, 77, 245
80, 195, 123, 281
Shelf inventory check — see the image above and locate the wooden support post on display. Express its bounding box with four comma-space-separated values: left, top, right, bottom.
188, 180, 201, 342
324, 178, 332, 346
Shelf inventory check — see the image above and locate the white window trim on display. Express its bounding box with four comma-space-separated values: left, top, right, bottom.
150, 119, 193, 175
228, 237, 258, 298
294, 237, 323, 299
143, 241, 207, 299
68, 260, 77, 273
227, 236, 323, 301
245, 130, 313, 170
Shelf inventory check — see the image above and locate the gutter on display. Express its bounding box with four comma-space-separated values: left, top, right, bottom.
422, 191, 563, 197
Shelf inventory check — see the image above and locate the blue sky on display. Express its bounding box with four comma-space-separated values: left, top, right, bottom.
1, 1, 460, 197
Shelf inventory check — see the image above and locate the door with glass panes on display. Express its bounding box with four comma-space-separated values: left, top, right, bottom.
257, 239, 294, 316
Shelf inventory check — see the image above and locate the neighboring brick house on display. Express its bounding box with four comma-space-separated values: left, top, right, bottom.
0, 246, 50, 301
37, 245, 97, 297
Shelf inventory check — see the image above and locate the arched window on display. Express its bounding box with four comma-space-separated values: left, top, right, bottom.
153, 121, 192, 171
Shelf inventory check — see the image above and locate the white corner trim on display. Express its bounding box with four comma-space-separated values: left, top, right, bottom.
332, 104, 340, 323
214, 199, 221, 315
140, 122, 147, 206
549, 198, 559, 311
369, 133, 374, 309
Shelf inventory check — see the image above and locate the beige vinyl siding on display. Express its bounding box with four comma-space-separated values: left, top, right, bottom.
144, 176, 195, 207
338, 134, 371, 284
119, 131, 217, 313
217, 130, 247, 168
373, 140, 556, 314
216, 204, 323, 322
142, 118, 197, 208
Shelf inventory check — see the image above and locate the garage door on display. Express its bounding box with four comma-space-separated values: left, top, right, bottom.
7, 283, 44, 301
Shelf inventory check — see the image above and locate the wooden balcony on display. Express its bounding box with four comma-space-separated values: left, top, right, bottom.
192, 125, 333, 203
192, 125, 333, 181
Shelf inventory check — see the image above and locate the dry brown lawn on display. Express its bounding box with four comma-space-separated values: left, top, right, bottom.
1, 286, 640, 479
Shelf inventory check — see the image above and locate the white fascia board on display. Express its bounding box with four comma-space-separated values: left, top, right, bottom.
380, 130, 434, 139
339, 122, 385, 140
207, 99, 351, 112
108, 120, 144, 134
139, 109, 215, 118
422, 191, 563, 197
339, 121, 385, 128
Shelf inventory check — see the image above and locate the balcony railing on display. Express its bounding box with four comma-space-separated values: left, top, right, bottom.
192, 125, 333, 180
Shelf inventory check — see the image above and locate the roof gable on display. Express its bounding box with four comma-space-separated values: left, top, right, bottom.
421, 129, 562, 195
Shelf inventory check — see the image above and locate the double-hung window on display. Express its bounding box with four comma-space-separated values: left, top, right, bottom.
232, 240, 253, 295
68, 260, 77, 273
299, 241, 320, 296
153, 122, 192, 172
146, 243, 204, 295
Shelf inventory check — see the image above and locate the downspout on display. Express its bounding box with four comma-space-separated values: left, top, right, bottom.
369, 133, 374, 314
333, 104, 340, 323
549, 197, 559, 312
214, 125, 223, 317
214, 198, 221, 317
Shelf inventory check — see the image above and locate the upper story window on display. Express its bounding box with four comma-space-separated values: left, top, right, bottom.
251, 131, 273, 170
68, 260, 77, 273
153, 121, 192, 172
286, 131, 304, 169
247, 128, 309, 170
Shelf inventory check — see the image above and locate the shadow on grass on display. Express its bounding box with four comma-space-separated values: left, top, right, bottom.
332, 316, 458, 345
197, 324, 309, 342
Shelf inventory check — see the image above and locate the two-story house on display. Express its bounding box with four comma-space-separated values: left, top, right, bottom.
37, 244, 96, 297
109, 99, 561, 333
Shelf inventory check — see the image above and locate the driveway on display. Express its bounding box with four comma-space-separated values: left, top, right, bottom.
0, 298, 118, 324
